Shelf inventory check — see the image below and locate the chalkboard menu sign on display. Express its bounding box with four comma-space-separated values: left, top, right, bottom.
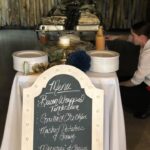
21, 65, 104, 150
34, 74, 92, 150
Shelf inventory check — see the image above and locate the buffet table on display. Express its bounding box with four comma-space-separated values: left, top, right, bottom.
1, 71, 126, 150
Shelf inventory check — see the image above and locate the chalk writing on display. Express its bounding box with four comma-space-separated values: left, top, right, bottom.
40, 124, 85, 140
39, 144, 88, 150
38, 94, 85, 108
40, 113, 87, 124
48, 80, 72, 96
34, 75, 92, 150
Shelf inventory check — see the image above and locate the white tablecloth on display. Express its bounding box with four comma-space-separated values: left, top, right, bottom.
1, 71, 126, 150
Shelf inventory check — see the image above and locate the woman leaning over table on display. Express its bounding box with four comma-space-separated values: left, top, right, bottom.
108, 21, 150, 119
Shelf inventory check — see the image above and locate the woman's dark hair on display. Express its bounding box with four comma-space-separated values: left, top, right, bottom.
131, 21, 150, 38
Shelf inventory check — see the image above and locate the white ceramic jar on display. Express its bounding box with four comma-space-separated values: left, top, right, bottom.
87, 50, 119, 73
12, 50, 48, 74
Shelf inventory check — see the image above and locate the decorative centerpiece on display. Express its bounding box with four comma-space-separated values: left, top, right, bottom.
58, 36, 70, 64
66, 50, 91, 72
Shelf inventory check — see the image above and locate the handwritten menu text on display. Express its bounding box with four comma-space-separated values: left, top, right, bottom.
34, 75, 92, 150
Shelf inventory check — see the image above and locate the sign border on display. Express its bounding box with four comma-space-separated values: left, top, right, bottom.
21, 64, 104, 150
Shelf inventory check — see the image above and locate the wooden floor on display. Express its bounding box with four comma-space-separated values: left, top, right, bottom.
124, 111, 150, 150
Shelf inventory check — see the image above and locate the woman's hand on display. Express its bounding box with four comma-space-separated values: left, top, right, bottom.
120, 80, 135, 87
105, 34, 131, 41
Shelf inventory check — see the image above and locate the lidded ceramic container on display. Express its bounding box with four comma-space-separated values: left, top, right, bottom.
87, 50, 119, 73
12, 50, 48, 74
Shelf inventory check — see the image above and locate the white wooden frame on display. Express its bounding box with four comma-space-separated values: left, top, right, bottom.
21, 64, 104, 150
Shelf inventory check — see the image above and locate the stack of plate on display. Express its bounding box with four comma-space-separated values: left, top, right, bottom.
39, 25, 64, 31
12, 50, 48, 73
87, 50, 119, 73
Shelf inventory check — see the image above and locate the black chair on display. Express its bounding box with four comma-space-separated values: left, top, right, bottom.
106, 40, 140, 81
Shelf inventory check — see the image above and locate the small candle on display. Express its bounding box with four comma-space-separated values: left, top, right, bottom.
59, 36, 70, 47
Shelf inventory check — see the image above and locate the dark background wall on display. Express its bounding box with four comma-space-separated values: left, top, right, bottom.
96, 0, 150, 30
0, 0, 150, 29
